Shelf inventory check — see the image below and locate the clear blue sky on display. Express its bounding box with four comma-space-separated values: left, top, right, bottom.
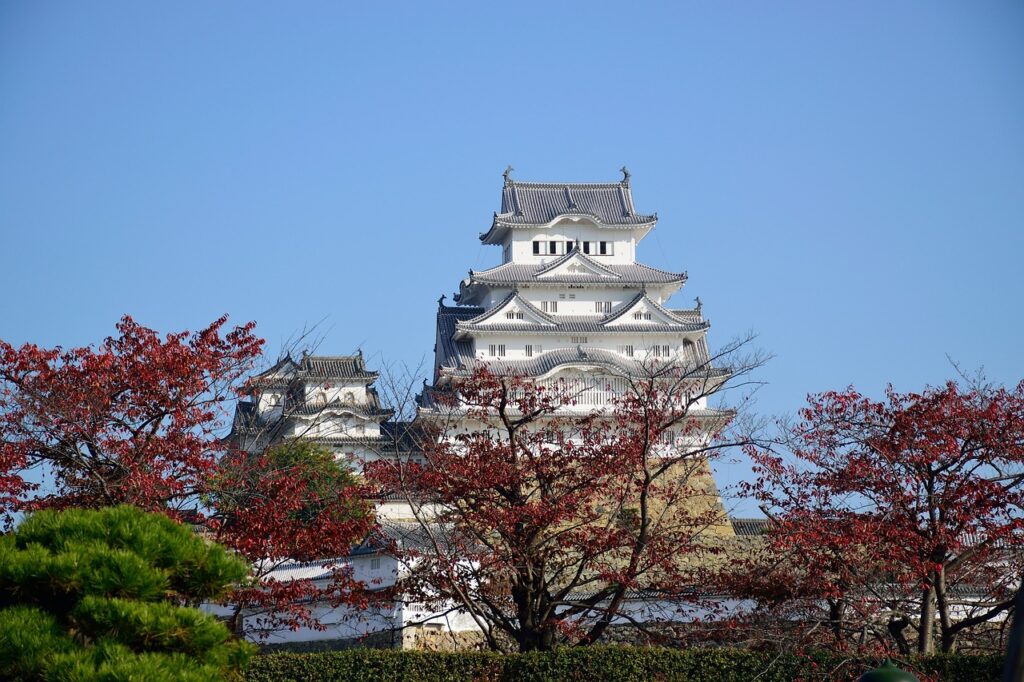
2, 2, 1022, 510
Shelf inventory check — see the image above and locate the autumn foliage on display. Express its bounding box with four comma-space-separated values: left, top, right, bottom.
0, 315, 262, 517
367, 365, 745, 652
208, 441, 376, 636
736, 381, 1024, 654
0, 316, 375, 639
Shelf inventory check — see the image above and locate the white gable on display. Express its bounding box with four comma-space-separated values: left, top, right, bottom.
603, 294, 685, 328
466, 293, 556, 327
535, 251, 621, 280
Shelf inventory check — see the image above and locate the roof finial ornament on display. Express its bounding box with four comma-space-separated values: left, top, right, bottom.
620, 166, 631, 186
503, 165, 515, 186
438, 294, 446, 307
695, 296, 702, 313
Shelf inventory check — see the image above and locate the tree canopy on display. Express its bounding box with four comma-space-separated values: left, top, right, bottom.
0, 505, 253, 681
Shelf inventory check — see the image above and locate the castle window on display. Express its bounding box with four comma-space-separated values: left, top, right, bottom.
618, 344, 634, 357
566, 241, 575, 252
533, 241, 567, 256
595, 301, 611, 313
571, 336, 588, 344
498, 344, 506, 357
370, 557, 381, 571
541, 301, 557, 313
599, 241, 610, 255
582, 242, 591, 254
525, 344, 533, 357
633, 311, 652, 321
505, 311, 523, 320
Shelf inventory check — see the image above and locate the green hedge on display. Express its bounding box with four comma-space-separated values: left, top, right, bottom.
245, 647, 1004, 682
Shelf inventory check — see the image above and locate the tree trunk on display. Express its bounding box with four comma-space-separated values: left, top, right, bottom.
517, 623, 557, 652
935, 566, 957, 653
888, 617, 912, 656
828, 599, 845, 645
918, 583, 936, 655
1002, 574, 1024, 682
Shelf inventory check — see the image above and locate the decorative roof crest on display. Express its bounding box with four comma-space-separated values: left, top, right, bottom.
620, 166, 631, 186
503, 165, 514, 186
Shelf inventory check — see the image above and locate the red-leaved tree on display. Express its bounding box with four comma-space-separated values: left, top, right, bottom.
741, 380, 1024, 654
368, 347, 763, 652
0, 317, 378, 638
208, 440, 377, 637
0, 315, 263, 520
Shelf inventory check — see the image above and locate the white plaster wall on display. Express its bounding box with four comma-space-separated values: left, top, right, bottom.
303, 381, 368, 405
507, 225, 638, 264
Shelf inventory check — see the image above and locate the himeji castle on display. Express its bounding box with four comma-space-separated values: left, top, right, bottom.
226, 169, 760, 648
433, 167, 712, 412
425, 167, 735, 533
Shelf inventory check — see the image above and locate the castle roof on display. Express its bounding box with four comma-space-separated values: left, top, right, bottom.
453, 291, 708, 337
297, 354, 377, 380
250, 353, 378, 387
434, 304, 483, 378
480, 174, 657, 243
457, 253, 686, 299
288, 400, 393, 420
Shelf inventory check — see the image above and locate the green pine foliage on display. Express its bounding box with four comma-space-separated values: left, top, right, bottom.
245, 647, 1004, 682
0, 505, 255, 681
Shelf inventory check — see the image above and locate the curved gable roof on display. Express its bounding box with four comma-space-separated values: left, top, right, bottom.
535, 249, 621, 280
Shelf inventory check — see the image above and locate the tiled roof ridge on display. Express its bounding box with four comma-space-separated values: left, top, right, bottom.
506, 180, 628, 189
463, 261, 687, 287
455, 319, 709, 335
493, 212, 657, 227
439, 303, 484, 314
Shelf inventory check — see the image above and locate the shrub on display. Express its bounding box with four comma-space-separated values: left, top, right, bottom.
0, 505, 254, 681
245, 646, 1004, 682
